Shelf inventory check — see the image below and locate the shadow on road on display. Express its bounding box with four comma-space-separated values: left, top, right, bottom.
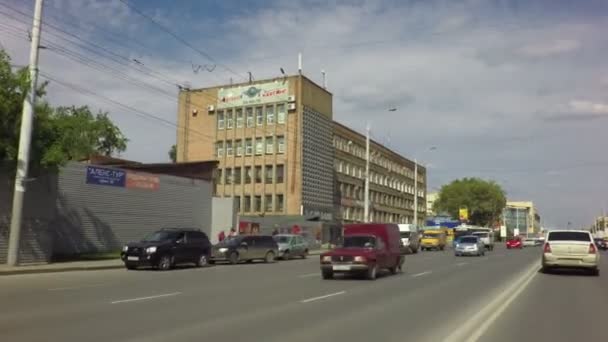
539, 268, 597, 277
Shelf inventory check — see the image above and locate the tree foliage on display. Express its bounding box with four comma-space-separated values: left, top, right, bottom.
0, 50, 127, 171
433, 177, 507, 226
168, 144, 177, 163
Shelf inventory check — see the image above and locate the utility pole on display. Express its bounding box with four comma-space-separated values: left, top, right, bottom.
7, 0, 44, 266
413, 159, 418, 228
364, 124, 370, 223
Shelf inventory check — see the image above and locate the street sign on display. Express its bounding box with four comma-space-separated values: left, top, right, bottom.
500, 225, 507, 238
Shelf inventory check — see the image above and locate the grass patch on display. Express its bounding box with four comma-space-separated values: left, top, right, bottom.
52, 250, 121, 262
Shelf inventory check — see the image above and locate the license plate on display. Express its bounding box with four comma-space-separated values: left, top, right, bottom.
333, 265, 351, 271
127, 256, 139, 261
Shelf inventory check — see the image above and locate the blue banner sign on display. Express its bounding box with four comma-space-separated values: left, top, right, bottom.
86, 166, 126, 187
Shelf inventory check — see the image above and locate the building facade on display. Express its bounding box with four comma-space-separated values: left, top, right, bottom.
426, 192, 438, 216
176, 75, 426, 224
503, 201, 541, 236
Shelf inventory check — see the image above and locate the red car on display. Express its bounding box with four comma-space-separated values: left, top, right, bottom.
320, 223, 403, 280
506, 238, 523, 249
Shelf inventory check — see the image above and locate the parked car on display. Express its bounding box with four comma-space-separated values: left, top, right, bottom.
506, 237, 523, 249
523, 238, 537, 247
211, 235, 278, 264
320, 223, 402, 280
594, 238, 608, 251
472, 231, 494, 251
454, 235, 486, 256
542, 230, 600, 275
398, 224, 420, 254
273, 234, 309, 259
420, 230, 446, 251
121, 228, 211, 271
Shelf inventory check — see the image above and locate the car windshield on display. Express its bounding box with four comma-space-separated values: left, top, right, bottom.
342, 236, 376, 248
548, 232, 591, 242
142, 231, 180, 242
423, 234, 439, 239
217, 237, 241, 246
273, 236, 292, 243
400, 232, 411, 238
459, 237, 478, 244
474, 233, 489, 238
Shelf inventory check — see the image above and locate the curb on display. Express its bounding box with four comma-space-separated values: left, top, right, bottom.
0, 264, 124, 276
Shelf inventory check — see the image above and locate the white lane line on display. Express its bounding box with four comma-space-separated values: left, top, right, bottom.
110, 292, 181, 304
300, 291, 346, 303
455, 262, 468, 267
48, 284, 106, 291
411, 271, 432, 278
442, 261, 539, 342
298, 273, 320, 278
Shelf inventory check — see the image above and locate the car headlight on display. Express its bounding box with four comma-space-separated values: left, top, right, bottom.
218, 248, 228, 253
122, 245, 129, 252
354, 256, 366, 263
321, 256, 331, 263
146, 246, 157, 254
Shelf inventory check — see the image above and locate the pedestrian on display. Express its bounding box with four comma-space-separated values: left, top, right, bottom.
218, 230, 225, 242
272, 228, 279, 236
228, 228, 237, 238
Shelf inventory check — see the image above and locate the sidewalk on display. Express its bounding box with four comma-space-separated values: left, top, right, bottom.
0, 249, 328, 276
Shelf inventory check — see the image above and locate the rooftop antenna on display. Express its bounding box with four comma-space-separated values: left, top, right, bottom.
321, 69, 327, 89
298, 52, 302, 75
280, 67, 287, 84
248, 71, 254, 83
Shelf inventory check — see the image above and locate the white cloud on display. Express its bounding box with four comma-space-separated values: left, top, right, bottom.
568, 100, 608, 115
518, 39, 581, 57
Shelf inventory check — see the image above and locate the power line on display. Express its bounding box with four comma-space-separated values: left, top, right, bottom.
117, 0, 246, 82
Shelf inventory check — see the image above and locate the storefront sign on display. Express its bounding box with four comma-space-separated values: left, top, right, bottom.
86, 166, 126, 187
217, 81, 289, 108
126, 172, 160, 191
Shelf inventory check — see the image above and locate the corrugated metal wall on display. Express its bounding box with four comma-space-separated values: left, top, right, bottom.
0, 162, 213, 264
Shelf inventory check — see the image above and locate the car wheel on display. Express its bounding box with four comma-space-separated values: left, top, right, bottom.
389, 258, 399, 274
322, 270, 333, 279
302, 249, 308, 259
282, 250, 290, 260
196, 253, 209, 267
229, 252, 239, 265
125, 264, 137, 270
541, 265, 551, 274
265, 251, 276, 263
366, 264, 378, 280
158, 255, 173, 271
412, 247, 418, 254
591, 268, 600, 276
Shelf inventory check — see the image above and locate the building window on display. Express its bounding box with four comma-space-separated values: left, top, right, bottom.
266, 105, 274, 125
215, 141, 224, 157
255, 138, 264, 155
245, 166, 252, 184
277, 104, 286, 124
236, 108, 243, 128
338, 161, 344, 173
256, 107, 263, 126
226, 110, 233, 129
217, 110, 225, 129
235, 139, 243, 156
264, 195, 273, 212
265, 136, 274, 154
265, 165, 273, 183
275, 194, 284, 212
234, 167, 242, 185
275, 164, 284, 183
246, 107, 254, 127
235, 196, 241, 213
217, 168, 223, 184
244, 196, 251, 212
254, 195, 262, 212
225, 168, 233, 185
245, 138, 253, 155
226, 140, 233, 156
255, 166, 262, 183
277, 135, 285, 154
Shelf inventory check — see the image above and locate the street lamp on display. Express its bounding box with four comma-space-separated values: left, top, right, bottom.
412, 147, 437, 228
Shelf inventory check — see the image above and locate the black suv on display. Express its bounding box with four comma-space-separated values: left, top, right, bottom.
121, 228, 212, 270
211, 235, 279, 264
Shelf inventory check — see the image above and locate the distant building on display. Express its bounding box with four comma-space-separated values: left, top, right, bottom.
426, 192, 438, 216
593, 216, 608, 236
503, 201, 541, 236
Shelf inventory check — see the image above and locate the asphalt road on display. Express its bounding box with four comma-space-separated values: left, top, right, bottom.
1, 245, 606, 342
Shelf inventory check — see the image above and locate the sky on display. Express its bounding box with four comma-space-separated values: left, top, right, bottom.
1, 0, 607, 228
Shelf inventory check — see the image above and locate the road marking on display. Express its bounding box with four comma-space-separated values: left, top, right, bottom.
300, 291, 346, 303
110, 292, 181, 304
442, 261, 539, 342
455, 262, 468, 267
298, 273, 320, 278
411, 271, 432, 277
48, 284, 106, 291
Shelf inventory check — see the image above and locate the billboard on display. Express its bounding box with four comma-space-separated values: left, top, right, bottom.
86, 166, 126, 187
459, 208, 469, 222
217, 81, 289, 109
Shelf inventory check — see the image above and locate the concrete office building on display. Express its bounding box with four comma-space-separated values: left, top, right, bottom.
176, 74, 426, 224
503, 201, 541, 236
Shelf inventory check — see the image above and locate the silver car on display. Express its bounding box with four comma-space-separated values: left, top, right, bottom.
273, 234, 309, 260
454, 235, 486, 257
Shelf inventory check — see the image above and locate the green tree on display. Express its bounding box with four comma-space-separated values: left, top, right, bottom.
433, 178, 506, 226
168, 144, 177, 163
0, 50, 127, 171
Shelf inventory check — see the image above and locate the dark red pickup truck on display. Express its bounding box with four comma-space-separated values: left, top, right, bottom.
320, 223, 403, 280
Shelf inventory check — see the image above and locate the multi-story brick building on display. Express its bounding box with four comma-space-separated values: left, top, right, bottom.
176, 74, 426, 224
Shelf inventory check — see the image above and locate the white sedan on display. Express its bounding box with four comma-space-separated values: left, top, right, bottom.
541, 230, 600, 276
